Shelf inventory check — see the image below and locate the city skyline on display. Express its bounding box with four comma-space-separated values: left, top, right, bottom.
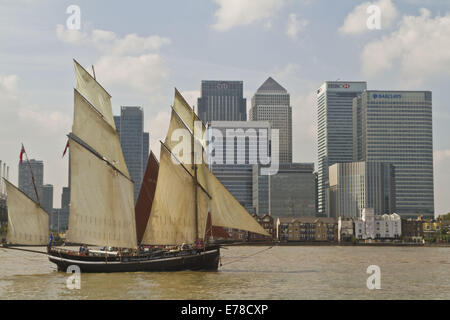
0, 1, 449, 216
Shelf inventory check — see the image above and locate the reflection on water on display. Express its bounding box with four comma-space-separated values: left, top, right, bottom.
1, 246, 449, 299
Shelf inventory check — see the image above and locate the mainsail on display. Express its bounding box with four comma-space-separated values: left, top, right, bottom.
66, 60, 137, 248
140, 146, 209, 245
3, 179, 49, 245
140, 89, 269, 245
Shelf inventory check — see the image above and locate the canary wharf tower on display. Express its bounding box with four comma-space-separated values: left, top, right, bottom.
354, 91, 434, 218
317, 81, 367, 215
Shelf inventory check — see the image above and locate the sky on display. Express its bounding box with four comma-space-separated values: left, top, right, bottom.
0, 0, 449, 215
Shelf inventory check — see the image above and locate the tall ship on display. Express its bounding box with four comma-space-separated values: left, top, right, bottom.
2, 60, 269, 273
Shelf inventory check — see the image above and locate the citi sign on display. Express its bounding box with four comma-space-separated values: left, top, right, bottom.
373, 93, 402, 99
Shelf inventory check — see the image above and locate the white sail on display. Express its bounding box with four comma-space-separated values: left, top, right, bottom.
66, 139, 137, 248
4, 179, 49, 245
73, 60, 116, 130
198, 166, 270, 236
173, 89, 206, 149
73, 89, 130, 178
141, 146, 207, 245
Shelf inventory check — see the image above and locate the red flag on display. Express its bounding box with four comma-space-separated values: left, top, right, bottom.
19, 145, 25, 163
62, 140, 69, 158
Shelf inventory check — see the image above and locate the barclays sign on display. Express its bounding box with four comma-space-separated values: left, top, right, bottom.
373, 93, 402, 99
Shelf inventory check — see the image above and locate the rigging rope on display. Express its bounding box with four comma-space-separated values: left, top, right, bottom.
220, 246, 273, 267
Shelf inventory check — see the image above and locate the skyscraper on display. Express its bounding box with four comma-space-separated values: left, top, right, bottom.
197, 81, 247, 123
208, 121, 271, 213
41, 184, 53, 215
18, 159, 44, 203
270, 163, 316, 218
328, 162, 396, 218
316, 81, 367, 215
354, 90, 434, 218
249, 77, 292, 163
115, 107, 150, 203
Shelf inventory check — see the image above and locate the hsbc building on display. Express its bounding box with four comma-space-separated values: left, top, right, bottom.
316, 81, 367, 215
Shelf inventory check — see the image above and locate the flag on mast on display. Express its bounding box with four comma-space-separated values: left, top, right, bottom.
19, 145, 25, 163
62, 140, 69, 158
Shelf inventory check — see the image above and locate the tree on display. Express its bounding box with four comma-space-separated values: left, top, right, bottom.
439, 213, 450, 221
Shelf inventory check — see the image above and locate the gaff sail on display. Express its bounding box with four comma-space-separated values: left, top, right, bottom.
3, 179, 49, 245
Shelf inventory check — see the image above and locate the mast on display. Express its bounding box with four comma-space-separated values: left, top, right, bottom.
192, 104, 199, 241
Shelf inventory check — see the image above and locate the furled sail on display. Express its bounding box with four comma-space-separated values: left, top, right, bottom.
198, 166, 270, 236
135, 151, 159, 244
140, 146, 208, 245
73, 59, 116, 130
3, 179, 49, 245
73, 89, 130, 178
66, 138, 138, 248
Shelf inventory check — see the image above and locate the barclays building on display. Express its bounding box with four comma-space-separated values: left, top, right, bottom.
353, 90, 434, 218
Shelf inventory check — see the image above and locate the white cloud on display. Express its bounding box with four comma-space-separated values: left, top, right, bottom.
95, 54, 169, 94
56, 24, 87, 45
274, 63, 301, 79
339, 0, 398, 35
286, 14, 308, 40
147, 111, 171, 159
56, 25, 170, 56
434, 149, 450, 163
212, 0, 284, 31
56, 25, 171, 97
0, 74, 19, 93
180, 90, 200, 108
361, 9, 450, 84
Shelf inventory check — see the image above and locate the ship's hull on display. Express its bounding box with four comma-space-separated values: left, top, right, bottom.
48, 247, 220, 273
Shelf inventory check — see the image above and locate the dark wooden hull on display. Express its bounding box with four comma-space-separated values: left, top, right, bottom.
47, 247, 220, 273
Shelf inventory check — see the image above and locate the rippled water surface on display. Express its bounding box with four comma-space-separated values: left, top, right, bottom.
1, 246, 449, 299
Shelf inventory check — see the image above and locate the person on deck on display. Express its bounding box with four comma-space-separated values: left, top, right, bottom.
47, 234, 54, 252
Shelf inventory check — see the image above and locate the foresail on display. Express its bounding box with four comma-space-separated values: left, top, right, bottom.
173, 89, 206, 149
73, 60, 116, 130
165, 109, 204, 174
66, 139, 137, 248
73, 89, 130, 178
198, 166, 270, 236
140, 146, 204, 245
135, 152, 159, 244
4, 179, 49, 245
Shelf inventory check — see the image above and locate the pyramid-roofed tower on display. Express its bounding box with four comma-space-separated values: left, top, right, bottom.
256, 77, 287, 93
250, 77, 292, 163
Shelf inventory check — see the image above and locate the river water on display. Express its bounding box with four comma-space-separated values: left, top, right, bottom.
0, 245, 449, 299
